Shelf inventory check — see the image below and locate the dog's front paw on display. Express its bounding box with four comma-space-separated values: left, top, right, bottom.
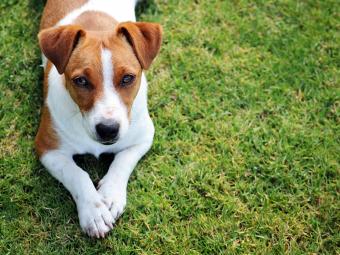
77, 194, 115, 238
98, 178, 127, 220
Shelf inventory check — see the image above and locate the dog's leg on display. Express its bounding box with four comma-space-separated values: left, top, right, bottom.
98, 142, 152, 220
40, 150, 115, 238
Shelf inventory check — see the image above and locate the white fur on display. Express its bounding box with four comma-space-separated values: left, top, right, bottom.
57, 0, 137, 26
40, 0, 155, 238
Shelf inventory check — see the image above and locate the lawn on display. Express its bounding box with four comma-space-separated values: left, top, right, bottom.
0, 0, 339, 254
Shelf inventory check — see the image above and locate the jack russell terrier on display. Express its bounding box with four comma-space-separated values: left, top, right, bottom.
35, 0, 162, 238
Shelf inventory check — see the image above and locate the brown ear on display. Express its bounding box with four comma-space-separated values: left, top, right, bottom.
38, 25, 85, 74
116, 22, 162, 70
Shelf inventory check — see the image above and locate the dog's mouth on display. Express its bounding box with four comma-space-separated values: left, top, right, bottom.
98, 138, 118, 146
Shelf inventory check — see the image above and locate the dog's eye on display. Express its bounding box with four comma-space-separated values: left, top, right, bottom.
120, 74, 135, 87
73, 76, 90, 88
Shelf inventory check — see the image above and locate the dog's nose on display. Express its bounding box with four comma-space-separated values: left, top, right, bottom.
95, 122, 120, 143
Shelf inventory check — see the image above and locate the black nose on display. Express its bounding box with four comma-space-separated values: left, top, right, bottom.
95, 122, 120, 143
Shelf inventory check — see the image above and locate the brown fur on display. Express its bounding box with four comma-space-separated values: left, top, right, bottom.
35, 62, 59, 157
42, 61, 53, 99
74, 11, 118, 31
40, 0, 88, 30
35, 106, 59, 157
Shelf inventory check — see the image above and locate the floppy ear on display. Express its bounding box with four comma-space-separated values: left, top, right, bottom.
116, 22, 162, 70
38, 25, 85, 74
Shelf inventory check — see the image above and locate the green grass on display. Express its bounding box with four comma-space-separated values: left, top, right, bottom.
0, 0, 339, 254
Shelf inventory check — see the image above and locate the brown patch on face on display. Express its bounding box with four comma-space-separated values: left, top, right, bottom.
35, 106, 59, 157
64, 34, 104, 113
40, 0, 88, 30
105, 37, 143, 116
114, 67, 143, 117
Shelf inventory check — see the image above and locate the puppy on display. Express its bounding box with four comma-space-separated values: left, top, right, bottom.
35, 0, 162, 238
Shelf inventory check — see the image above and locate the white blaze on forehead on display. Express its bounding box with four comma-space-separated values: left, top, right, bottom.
102, 48, 114, 91
98, 48, 128, 117
100, 47, 124, 117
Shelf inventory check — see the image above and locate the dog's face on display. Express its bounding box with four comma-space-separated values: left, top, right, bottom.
39, 23, 162, 144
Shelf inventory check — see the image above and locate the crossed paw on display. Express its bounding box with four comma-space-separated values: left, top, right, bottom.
77, 180, 126, 238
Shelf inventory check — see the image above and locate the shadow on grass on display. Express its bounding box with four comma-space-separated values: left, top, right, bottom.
73, 153, 115, 185
136, 0, 159, 19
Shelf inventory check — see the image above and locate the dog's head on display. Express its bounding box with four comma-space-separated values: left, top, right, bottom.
39, 22, 162, 144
